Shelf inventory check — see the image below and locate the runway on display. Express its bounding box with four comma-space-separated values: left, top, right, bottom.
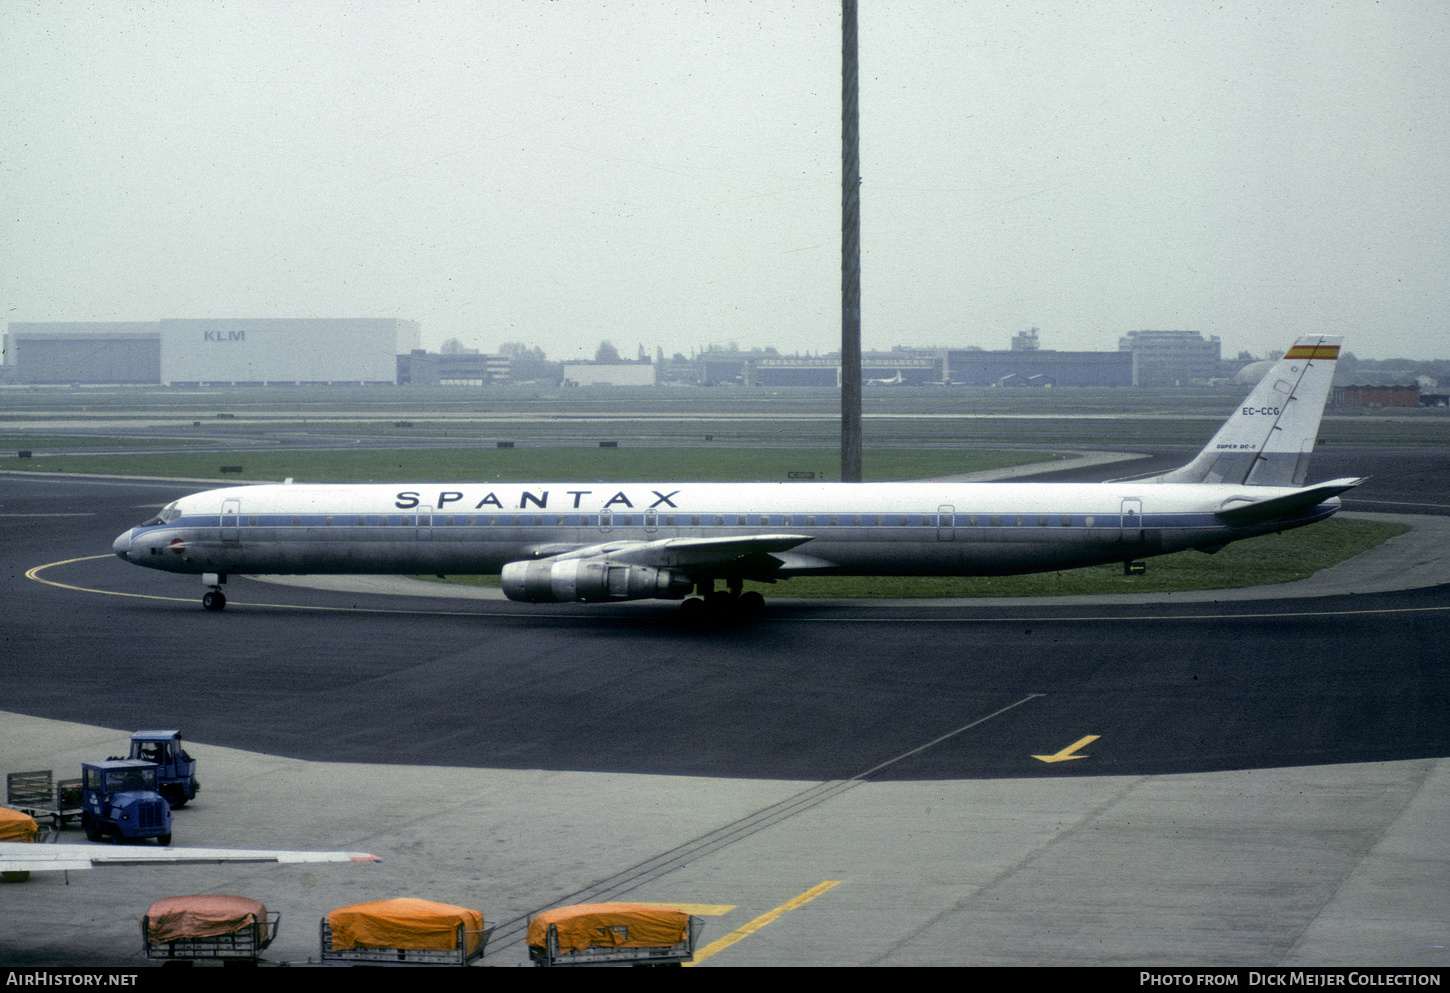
1, 462, 1447, 967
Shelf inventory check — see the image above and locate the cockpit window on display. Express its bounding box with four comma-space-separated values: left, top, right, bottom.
143, 502, 183, 526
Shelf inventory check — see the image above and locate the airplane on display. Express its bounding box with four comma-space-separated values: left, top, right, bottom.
1, 841, 378, 875
866, 371, 905, 385
110, 335, 1360, 618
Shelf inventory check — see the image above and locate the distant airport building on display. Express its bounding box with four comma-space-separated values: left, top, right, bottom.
562, 361, 656, 386
942, 348, 1132, 387
1010, 328, 1041, 351
397, 349, 511, 386
4, 319, 420, 385
161, 319, 418, 384
750, 353, 939, 387
1118, 330, 1222, 386
701, 347, 1132, 388
1332, 384, 1421, 408
748, 356, 839, 387
3, 323, 161, 384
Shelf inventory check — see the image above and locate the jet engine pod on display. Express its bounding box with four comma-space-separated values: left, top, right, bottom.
501, 559, 693, 603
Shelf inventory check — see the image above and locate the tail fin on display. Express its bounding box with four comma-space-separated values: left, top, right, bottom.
1148, 335, 1341, 486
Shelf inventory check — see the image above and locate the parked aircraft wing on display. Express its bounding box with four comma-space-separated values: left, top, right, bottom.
549, 533, 814, 567
501, 534, 814, 603
1214, 478, 1366, 525
0, 841, 379, 874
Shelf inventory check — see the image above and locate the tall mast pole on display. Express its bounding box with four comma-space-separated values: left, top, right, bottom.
840, 0, 862, 482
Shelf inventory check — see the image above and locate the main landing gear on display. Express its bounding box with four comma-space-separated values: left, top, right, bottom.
677, 580, 766, 622
201, 572, 227, 611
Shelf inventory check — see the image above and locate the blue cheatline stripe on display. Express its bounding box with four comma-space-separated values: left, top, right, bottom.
154, 510, 1246, 534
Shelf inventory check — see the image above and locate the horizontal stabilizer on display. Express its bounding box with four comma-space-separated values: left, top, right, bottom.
1214, 478, 1365, 525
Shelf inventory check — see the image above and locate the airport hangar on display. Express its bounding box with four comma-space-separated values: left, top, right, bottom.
722, 349, 1135, 388
3, 318, 420, 386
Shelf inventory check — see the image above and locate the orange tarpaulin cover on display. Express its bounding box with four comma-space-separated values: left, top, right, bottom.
0, 808, 37, 843
327, 898, 485, 956
143, 895, 267, 945
527, 903, 689, 955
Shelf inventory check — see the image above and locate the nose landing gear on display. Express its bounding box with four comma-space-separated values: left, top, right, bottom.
201, 573, 227, 611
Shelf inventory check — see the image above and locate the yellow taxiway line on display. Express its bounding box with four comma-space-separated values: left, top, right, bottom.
686, 880, 841, 966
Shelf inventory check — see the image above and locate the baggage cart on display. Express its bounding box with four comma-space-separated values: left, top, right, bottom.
1, 807, 51, 883
142, 895, 277, 967
320, 898, 492, 966
6, 771, 82, 829
527, 903, 704, 967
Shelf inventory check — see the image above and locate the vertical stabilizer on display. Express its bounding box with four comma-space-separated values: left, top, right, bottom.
1149, 335, 1341, 486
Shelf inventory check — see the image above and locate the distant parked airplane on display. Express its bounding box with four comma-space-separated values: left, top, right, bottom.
111, 336, 1357, 618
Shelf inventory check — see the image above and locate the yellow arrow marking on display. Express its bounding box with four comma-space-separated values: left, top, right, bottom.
1033, 735, 1100, 763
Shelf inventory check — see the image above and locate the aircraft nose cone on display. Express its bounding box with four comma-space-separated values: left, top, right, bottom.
112, 529, 133, 558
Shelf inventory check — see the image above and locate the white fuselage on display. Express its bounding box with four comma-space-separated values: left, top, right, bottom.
112, 479, 1340, 583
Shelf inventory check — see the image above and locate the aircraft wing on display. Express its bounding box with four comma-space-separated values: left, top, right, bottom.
0, 841, 379, 873
547, 533, 815, 568
502, 534, 816, 601
1215, 478, 1366, 525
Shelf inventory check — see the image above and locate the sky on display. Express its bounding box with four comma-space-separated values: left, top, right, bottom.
3, 1, 1447, 363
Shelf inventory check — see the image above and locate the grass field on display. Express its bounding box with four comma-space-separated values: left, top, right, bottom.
4, 383, 1447, 451
751, 517, 1407, 597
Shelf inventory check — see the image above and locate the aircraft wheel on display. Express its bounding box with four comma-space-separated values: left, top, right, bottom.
679, 597, 706, 621
703, 590, 736, 616
202, 590, 226, 611
739, 590, 765, 615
